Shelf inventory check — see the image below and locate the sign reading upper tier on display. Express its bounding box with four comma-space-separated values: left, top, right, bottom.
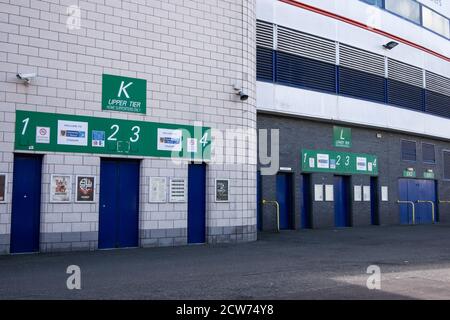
301, 149, 378, 175
102, 74, 147, 114
15, 110, 211, 160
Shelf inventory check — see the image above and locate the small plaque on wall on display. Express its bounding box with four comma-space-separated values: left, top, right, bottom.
169, 178, 186, 202
0, 174, 7, 202
215, 179, 230, 202
149, 177, 167, 203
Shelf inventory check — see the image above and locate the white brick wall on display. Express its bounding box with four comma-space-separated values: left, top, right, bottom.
0, 0, 257, 253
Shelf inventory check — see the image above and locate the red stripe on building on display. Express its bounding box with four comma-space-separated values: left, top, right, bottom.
280, 0, 450, 63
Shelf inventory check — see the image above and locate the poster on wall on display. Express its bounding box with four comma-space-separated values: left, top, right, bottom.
0, 174, 6, 202
149, 177, 167, 203
50, 175, 72, 203
363, 186, 371, 202
57, 120, 88, 146
215, 179, 230, 202
75, 176, 95, 202
157, 128, 182, 152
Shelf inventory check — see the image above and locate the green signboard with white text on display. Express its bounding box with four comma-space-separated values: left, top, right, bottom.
301, 149, 378, 175
333, 126, 351, 148
15, 110, 211, 160
102, 74, 147, 114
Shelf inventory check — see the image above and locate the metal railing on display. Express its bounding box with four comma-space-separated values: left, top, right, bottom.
397, 200, 416, 224
262, 199, 280, 232
416, 200, 435, 224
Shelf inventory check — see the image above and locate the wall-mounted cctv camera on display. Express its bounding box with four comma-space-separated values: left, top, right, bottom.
238, 89, 249, 101
16, 73, 36, 83
233, 84, 249, 101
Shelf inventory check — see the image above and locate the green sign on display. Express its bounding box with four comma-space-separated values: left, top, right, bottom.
102, 74, 147, 114
301, 149, 378, 175
333, 126, 352, 148
424, 171, 435, 179
15, 110, 211, 160
403, 170, 416, 178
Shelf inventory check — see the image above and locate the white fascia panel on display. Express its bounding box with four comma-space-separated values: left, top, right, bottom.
257, 81, 450, 140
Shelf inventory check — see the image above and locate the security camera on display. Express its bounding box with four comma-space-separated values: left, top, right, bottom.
233, 84, 249, 101
16, 73, 36, 83
238, 89, 249, 101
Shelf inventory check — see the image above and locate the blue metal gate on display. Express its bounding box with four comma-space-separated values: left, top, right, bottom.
99, 159, 140, 249
11, 154, 42, 253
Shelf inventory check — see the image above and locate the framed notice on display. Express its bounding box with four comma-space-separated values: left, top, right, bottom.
314, 184, 323, 201
149, 177, 167, 203
381, 186, 389, 202
215, 179, 230, 202
50, 175, 72, 203
325, 184, 334, 201
354, 185, 362, 202
0, 174, 7, 202
363, 186, 371, 202
75, 176, 95, 202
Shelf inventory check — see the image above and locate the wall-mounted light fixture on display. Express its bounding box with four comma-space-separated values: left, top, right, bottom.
383, 41, 399, 50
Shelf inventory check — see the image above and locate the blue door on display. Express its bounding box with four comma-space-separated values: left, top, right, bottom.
398, 179, 436, 224
301, 174, 312, 229
370, 177, 380, 225
188, 163, 206, 243
417, 180, 436, 224
276, 173, 293, 230
334, 176, 351, 227
11, 154, 42, 253
257, 171, 262, 231
99, 159, 139, 249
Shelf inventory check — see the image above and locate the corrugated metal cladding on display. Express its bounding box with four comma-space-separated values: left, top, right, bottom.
256, 20, 274, 82
339, 44, 385, 77
276, 51, 336, 93
256, 47, 273, 81
255, 20, 450, 118
339, 67, 385, 102
426, 71, 450, 96
256, 20, 273, 49
276, 26, 336, 64
425, 90, 450, 118
388, 59, 423, 88
387, 79, 423, 111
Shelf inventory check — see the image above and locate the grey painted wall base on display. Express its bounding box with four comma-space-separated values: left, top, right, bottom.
40, 232, 98, 253
0, 234, 9, 254
140, 228, 187, 247
0, 225, 258, 255
207, 225, 257, 244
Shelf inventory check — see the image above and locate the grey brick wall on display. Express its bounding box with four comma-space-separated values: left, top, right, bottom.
258, 112, 450, 230
0, 0, 257, 254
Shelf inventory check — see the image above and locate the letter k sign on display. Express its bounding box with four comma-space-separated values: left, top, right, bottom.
118, 81, 133, 99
